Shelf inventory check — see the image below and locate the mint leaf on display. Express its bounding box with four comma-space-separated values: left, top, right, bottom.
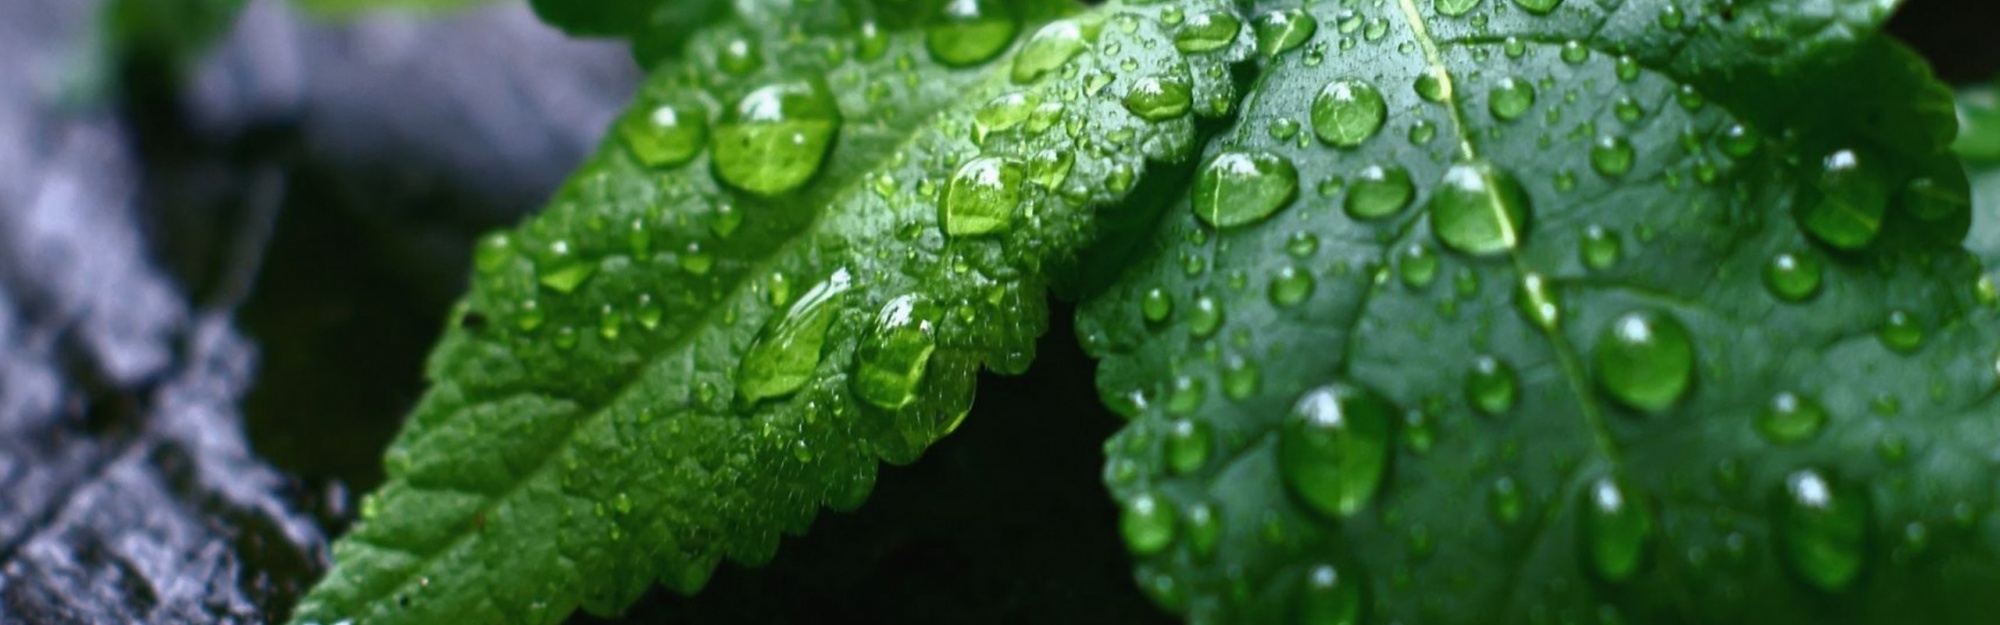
1080, 0, 1997, 622
287, 0, 1255, 622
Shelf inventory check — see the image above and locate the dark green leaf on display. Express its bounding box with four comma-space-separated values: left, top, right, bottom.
1080, 0, 1997, 622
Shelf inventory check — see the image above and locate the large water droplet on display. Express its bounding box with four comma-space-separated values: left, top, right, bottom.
1801, 149, 1888, 250
1465, 356, 1518, 415
1512, 0, 1562, 14
1297, 564, 1364, 625
1279, 384, 1395, 518
941, 157, 1026, 236
1252, 9, 1317, 57
1413, 68, 1451, 102
1593, 310, 1696, 413
1345, 164, 1415, 220
1776, 469, 1869, 592
1011, 18, 1094, 84
1121, 492, 1178, 555
1174, 12, 1242, 53
1756, 392, 1827, 445
620, 101, 708, 168
1194, 150, 1299, 229
1312, 79, 1387, 147
1488, 77, 1536, 122
928, 0, 1019, 67
1123, 75, 1194, 121
1581, 476, 1655, 582
712, 80, 842, 196
1763, 252, 1824, 302
1429, 161, 1532, 256
738, 269, 854, 403
851, 295, 940, 410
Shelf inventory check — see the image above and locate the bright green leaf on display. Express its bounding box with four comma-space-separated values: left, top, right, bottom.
1081, 1, 1998, 623
287, 0, 1254, 622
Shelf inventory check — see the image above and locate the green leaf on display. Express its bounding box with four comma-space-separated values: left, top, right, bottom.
1967, 79, 2000, 274
1080, 0, 1998, 622
287, 0, 1254, 622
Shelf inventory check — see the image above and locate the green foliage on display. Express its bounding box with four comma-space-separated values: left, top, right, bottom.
289, 0, 2000, 623
287, 0, 1253, 622
1081, 0, 1998, 622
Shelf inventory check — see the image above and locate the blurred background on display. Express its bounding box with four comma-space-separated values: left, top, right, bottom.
0, 0, 1992, 623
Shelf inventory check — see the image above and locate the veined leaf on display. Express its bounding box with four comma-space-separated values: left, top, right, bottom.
288, 0, 1254, 622
1080, 0, 1996, 623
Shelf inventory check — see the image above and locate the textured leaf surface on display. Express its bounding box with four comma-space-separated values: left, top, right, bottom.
289, 0, 1254, 622
1080, 0, 1999, 623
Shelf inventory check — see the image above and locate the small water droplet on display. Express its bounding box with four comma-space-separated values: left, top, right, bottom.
1398, 243, 1440, 288
1580, 225, 1621, 270
1253, 9, 1317, 56
1590, 136, 1636, 177
1512, 0, 1562, 14
1581, 476, 1655, 582
1011, 19, 1094, 84
1801, 149, 1888, 250
738, 269, 854, 404
1435, 0, 1482, 17
1122, 75, 1194, 121
1719, 124, 1758, 157
1879, 310, 1924, 353
1413, 68, 1451, 102
1561, 40, 1589, 64
927, 0, 1019, 67
1490, 477, 1525, 525
1184, 501, 1221, 559
1142, 287, 1174, 323
1166, 418, 1213, 474
1194, 150, 1299, 229
1776, 469, 1869, 592
1279, 384, 1396, 518
1763, 252, 1824, 302
851, 295, 940, 410
1429, 161, 1532, 256
474, 232, 516, 274
712, 80, 842, 196
1488, 77, 1537, 122
1757, 392, 1828, 445
1297, 564, 1364, 624
620, 101, 708, 168
1344, 163, 1415, 220
1269, 265, 1316, 307
1121, 492, 1178, 555
941, 156, 1026, 236
1175, 11, 1242, 53
1466, 356, 1518, 415
1222, 355, 1261, 399
1312, 79, 1387, 147
1515, 272, 1562, 330
1593, 310, 1696, 413
1189, 295, 1224, 338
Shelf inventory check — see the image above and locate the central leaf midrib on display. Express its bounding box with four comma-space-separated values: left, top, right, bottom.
1384, 0, 1626, 612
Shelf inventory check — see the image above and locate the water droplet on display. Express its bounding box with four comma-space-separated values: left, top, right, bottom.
1011, 19, 1094, 84
851, 295, 940, 410
1189, 295, 1224, 338
1580, 225, 1621, 270
620, 101, 708, 168
1879, 310, 1924, 353
1512, 0, 1562, 14
1122, 75, 1194, 121
927, 0, 1019, 67
712, 80, 841, 196
1288, 232, 1320, 258
1763, 253, 1824, 302
1776, 469, 1868, 592
1515, 272, 1562, 330
539, 261, 597, 294
1166, 375, 1206, 415
715, 35, 761, 76
1560, 40, 1589, 64
1184, 501, 1221, 558
1581, 476, 1655, 582
940, 157, 1025, 236
1590, 136, 1636, 177
1801, 149, 1888, 250
1465, 356, 1518, 415
1902, 173, 1972, 223
1174, 12, 1242, 53
474, 232, 516, 274
738, 269, 853, 404
1488, 77, 1536, 122
1297, 564, 1364, 625
1429, 161, 1532, 256
1270, 265, 1315, 307
1344, 163, 1414, 220
1312, 79, 1387, 148
1435, 0, 1482, 17
1413, 68, 1451, 102
1398, 243, 1440, 288
1757, 392, 1827, 445
1719, 124, 1758, 157
517, 298, 544, 330
1193, 150, 1299, 229
1222, 356, 1260, 399
1142, 287, 1174, 323
1593, 310, 1696, 413
598, 305, 623, 340
1121, 492, 1178, 555
1279, 383, 1395, 518
1166, 419, 1213, 474
1614, 56, 1641, 82
1252, 9, 1317, 56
